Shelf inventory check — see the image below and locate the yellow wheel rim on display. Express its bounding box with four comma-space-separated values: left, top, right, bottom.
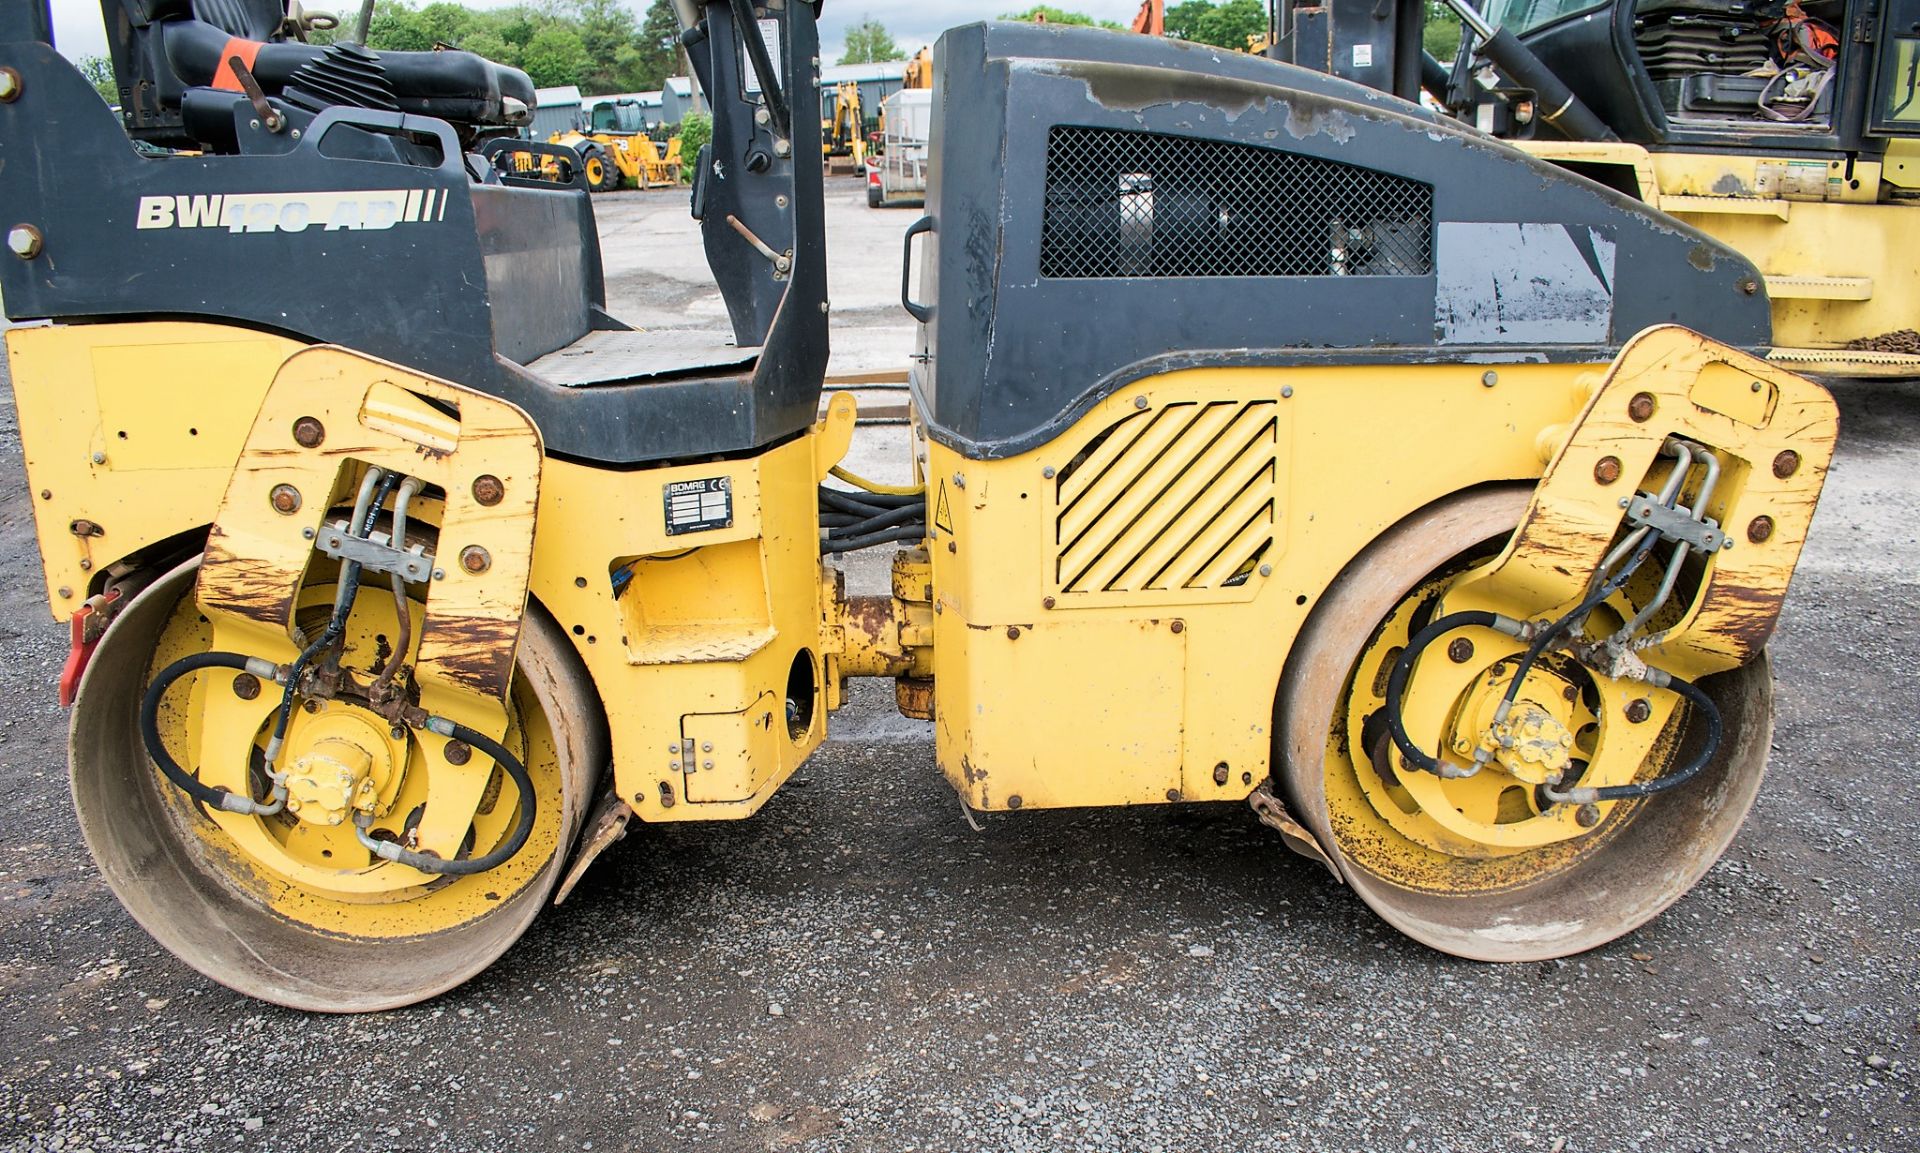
1279, 488, 1774, 960
71, 559, 599, 1009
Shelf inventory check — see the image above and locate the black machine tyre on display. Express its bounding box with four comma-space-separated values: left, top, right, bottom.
581, 145, 617, 192
867, 182, 883, 208
70, 558, 604, 1011
1275, 487, 1774, 961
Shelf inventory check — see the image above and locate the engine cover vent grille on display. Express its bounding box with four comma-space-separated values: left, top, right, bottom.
1053, 399, 1279, 597
1040, 126, 1433, 279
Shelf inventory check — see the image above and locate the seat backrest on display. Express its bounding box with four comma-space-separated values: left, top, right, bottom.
191, 0, 284, 40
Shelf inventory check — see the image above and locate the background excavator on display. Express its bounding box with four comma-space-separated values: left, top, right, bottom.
1263, 0, 1920, 373
823, 79, 865, 174
0, 1, 1839, 1011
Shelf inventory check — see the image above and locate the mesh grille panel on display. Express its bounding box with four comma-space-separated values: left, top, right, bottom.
1040, 126, 1433, 279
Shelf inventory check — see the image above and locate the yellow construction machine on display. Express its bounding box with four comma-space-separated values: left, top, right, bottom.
551, 98, 682, 191
822, 79, 865, 173
0, 2, 1844, 1010
1265, 0, 1920, 375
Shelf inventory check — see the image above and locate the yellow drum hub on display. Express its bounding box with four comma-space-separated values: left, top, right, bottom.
281, 711, 398, 827
1343, 579, 1615, 861
1453, 662, 1581, 787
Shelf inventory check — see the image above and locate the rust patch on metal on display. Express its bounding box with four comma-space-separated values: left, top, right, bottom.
1628, 393, 1656, 423
459, 545, 491, 574
895, 677, 934, 720
845, 596, 897, 645
471, 474, 505, 506
291, 416, 325, 448
554, 784, 631, 905
200, 530, 296, 627
1592, 456, 1621, 485
427, 614, 520, 696
1747, 515, 1774, 543
1772, 449, 1800, 479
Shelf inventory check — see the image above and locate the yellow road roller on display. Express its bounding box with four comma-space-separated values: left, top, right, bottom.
0, 2, 1836, 1009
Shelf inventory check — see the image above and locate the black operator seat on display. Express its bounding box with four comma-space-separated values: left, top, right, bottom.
117, 0, 536, 140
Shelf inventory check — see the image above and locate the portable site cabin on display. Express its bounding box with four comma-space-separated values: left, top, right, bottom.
870, 87, 930, 207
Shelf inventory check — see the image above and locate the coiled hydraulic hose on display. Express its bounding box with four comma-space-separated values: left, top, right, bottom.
1383, 610, 1510, 778
818, 483, 926, 553
353, 717, 537, 875
1545, 674, 1722, 804
139, 651, 286, 813
1384, 532, 1659, 779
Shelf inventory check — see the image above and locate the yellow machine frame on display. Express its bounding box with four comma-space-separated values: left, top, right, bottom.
1518, 139, 1920, 375
14, 320, 1831, 825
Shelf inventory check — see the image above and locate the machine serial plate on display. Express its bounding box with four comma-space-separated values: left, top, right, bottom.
664, 477, 733, 535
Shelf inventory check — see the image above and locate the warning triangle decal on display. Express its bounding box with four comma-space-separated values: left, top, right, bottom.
933, 479, 955, 536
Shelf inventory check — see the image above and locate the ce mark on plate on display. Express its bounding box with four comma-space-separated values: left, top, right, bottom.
664, 477, 733, 536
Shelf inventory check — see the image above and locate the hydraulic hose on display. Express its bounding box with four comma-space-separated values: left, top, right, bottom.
829, 464, 924, 498
822, 524, 927, 554
354, 717, 537, 875
140, 651, 285, 814
1548, 675, 1721, 803
1383, 610, 1507, 777
819, 486, 919, 515
1382, 532, 1655, 779
1498, 529, 1660, 714
267, 469, 398, 768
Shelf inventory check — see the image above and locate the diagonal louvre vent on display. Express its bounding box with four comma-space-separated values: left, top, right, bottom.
1040, 125, 1433, 279
1054, 400, 1278, 595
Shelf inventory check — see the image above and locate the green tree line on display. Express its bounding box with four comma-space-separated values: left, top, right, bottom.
346, 0, 683, 93
75, 3, 1469, 106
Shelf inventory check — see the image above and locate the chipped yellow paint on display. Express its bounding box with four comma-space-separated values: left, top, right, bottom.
930, 361, 1590, 812
191, 346, 545, 881
1443, 326, 1837, 677
6, 321, 303, 619
7, 317, 1831, 885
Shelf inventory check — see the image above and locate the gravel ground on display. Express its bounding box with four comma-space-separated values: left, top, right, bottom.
0, 186, 1915, 1153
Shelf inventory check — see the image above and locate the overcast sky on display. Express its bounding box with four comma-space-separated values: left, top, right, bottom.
52, 2, 1153, 67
